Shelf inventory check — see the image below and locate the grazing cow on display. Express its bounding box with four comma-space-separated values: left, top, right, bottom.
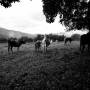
35, 40, 42, 51
8, 37, 25, 53
80, 32, 90, 52
64, 37, 72, 45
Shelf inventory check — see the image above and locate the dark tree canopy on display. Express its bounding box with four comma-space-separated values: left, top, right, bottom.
0, 0, 20, 8
42, 0, 90, 31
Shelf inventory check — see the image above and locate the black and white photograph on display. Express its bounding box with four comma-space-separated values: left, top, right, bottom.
0, 0, 90, 89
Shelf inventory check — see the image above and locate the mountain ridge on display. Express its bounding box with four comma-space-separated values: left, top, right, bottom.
0, 27, 37, 39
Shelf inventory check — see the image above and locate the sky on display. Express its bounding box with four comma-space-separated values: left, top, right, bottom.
0, 0, 88, 35
0, 0, 66, 34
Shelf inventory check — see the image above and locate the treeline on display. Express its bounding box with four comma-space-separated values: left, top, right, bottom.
19, 36, 34, 42
34, 34, 65, 42
34, 33, 81, 42
47, 34, 65, 42
0, 36, 34, 43
0, 38, 8, 43
0, 33, 81, 43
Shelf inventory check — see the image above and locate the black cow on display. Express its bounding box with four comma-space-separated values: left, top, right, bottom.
80, 33, 90, 52
8, 37, 25, 53
64, 37, 72, 45
35, 40, 42, 51
44, 39, 51, 51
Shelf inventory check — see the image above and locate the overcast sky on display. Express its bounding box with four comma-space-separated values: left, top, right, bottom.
0, 0, 88, 36
0, 0, 67, 34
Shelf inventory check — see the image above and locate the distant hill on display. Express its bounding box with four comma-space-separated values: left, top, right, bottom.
0, 27, 37, 39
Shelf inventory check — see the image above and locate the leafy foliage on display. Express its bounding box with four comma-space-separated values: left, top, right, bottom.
0, 0, 32, 8
34, 34, 44, 41
47, 34, 65, 41
42, 0, 90, 30
0, 0, 20, 8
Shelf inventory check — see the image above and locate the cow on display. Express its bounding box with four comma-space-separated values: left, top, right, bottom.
64, 37, 72, 45
80, 32, 90, 52
42, 35, 51, 52
44, 39, 51, 52
35, 40, 42, 51
8, 37, 25, 53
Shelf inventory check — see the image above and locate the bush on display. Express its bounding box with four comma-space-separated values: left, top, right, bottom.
34, 34, 44, 41
48, 34, 65, 42
0, 38, 8, 43
19, 36, 34, 43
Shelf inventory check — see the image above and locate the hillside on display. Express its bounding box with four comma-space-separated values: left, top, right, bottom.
0, 27, 36, 39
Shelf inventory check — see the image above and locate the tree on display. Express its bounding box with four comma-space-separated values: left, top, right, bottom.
34, 34, 44, 41
0, 0, 20, 8
0, 0, 32, 7
42, 0, 90, 31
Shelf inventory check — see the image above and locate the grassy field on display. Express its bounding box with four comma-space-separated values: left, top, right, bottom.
0, 41, 90, 90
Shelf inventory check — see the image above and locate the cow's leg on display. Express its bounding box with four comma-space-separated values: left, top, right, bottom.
80, 44, 82, 51
35, 45, 37, 52
64, 40, 66, 45
80, 43, 84, 53
65, 40, 67, 45
80, 46, 83, 53
45, 46, 47, 52
11, 47, 13, 53
46, 47, 47, 52
8, 45, 10, 52
17, 47, 19, 51
80, 40, 82, 51
88, 44, 90, 52
39, 46, 41, 52
82, 45, 85, 52
81, 46, 83, 53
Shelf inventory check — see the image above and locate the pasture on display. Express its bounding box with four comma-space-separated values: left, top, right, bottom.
0, 41, 89, 90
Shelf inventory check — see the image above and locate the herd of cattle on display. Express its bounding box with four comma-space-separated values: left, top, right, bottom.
7, 32, 90, 53
8, 35, 51, 53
